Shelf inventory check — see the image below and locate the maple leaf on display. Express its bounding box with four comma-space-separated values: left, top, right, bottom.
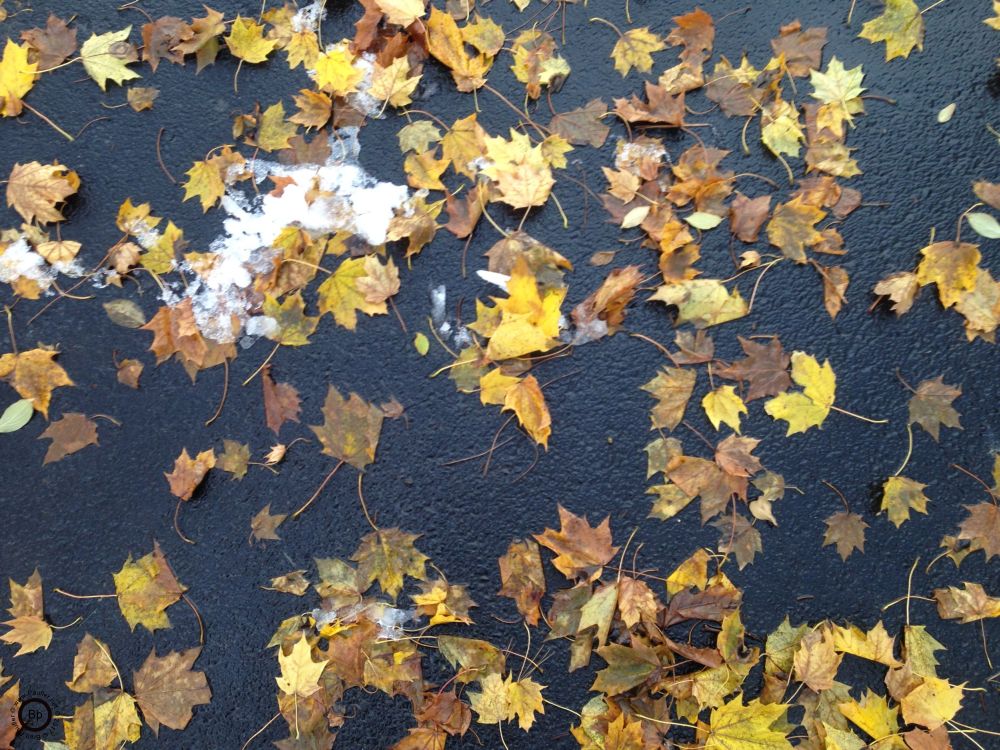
771, 21, 827, 77
133, 647, 211, 733
880, 476, 929, 527
874, 271, 920, 315
900, 676, 964, 731
370, 56, 420, 108
717, 337, 791, 401
0, 570, 52, 656
823, 511, 868, 560
610, 27, 666, 76
761, 96, 805, 158
165, 447, 215, 501
478, 258, 564, 360
641, 367, 696, 431
498, 539, 546, 625
225, 17, 276, 63
262, 365, 300, 434
183, 161, 226, 212
0, 347, 73, 418
81, 26, 141, 90
767, 196, 825, 263
38, 412, 98, 464
715, 435, 763, 478
276, 633, 327, 738
549, 99, 611, 148
172, 7, 225, 71
956, 502, 1000, 560
426, 8, 492, 92
934, 582, 1000, 623
412, 578, 476, 626
112, 542, 186, 632
481, 129, 556, 209
375, 0, 426, 26
511, 29, 570, 100
6, 161, 80, 224
809, 57, 866, 136
859, 0, 925, 61
705, 695, 792, 750
906, 376, 961, 441
355, 256, 401, 306
256, 102, 298, 152
351, 527, 429, 599
66, 634, 117, 693
571, 265, 642, 342
764, 351, 836, 435
0, 40, 37, 117
534, 505, 619, 581
21, 14, 78, 70
702, 386, 747, 433
63, 690, 143, 749
217, 439, 249, 480
729, 194, 772, 244
317, 256, 389, 329
501, 374, 551, 448
793, 628, 842, 692
251, 503, 287, 542
262, 293, 319, 346
469, 673, 545, 730
650, 279, 748, 328
713, 513, 763, 569
309, 384, 383, 470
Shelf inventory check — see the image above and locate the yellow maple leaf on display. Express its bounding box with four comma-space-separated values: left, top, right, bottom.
256, 102, 298, 152
112, 543, 186, 633
0, 348, 73, 417
705, 695, 792, 750
987, 2, 1000, 30
764, 351, 835, 435
6, 160, 80, 224
316, 256, 388, 329
375, 0, 426, 27
915, 241, 980, 309
502, 374, 552, 448
767, 196, 825, 263
183, 161, 225, 212
0, 40, 37, 117
276, 633, 327, 739
426, 7, 492, 92
649, 279, 748, 329
315, 41, 363, 95
479, 368, 521, 405
225, 17, 277, 63
483, 258, 564, 360
351, 527, 428, 599
761, 96, 805, 158
81, 26, 141, 90
859, 0, 924, 61
482, 129, 555, 208
880, 475, 929, 527
610, 27, 666, 77
900, 676, 964, 731
810, 57, 866, 136
839, 690, 902, 748
702, 385, 747, 433
370, 56, 420, 108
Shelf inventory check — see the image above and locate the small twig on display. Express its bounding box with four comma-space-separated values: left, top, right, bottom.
357, 472, 378, 531
174, 499, 195, 545
292, 460, 346, 518
892, 423, 914, 477
829, 404, 888, 424
156, 127, 177, 183
204, 359, 230, 426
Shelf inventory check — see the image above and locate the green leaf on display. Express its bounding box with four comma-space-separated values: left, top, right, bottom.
967, 212, 1000, 240
0, 399, 33, 433
686, 211, 724, 230
413, 332, 430, 356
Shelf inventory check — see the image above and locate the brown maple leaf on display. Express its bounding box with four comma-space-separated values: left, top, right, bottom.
261, 365, 301, 435
533, 505, 619, 581
729, 194, 771, 243
20, 14, 78, 69
251, 503, 287, 542
714, 435, 762, 478
38, 412, 98, 464
907, 376, 962, 441
571, 265, 642, 343
549, 99, 610, 148
770, 21, 827, 77
133, 646, 211, 733
164, 448, 215, 501
0, 347, 73, 418
716, 336, 791, 401
498, 539, 546, 625
823, 511, 868, 561
957, 502, 1000, 561
310, 384, 383, 470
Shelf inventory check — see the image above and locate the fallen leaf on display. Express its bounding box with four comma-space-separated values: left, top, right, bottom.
38, 413, 98, 464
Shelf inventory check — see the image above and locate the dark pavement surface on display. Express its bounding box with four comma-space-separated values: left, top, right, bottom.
1, 1, 999, 747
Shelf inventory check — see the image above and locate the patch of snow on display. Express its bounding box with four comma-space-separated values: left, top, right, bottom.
169, 130, 408, 343
430, 284, 447, 327
348, 53, 383, 119
615, 139, 666, 171
244, 315, 278, 339
291, 0, 327, 32
0, 237, 56, 292
476, 270, 510, 291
